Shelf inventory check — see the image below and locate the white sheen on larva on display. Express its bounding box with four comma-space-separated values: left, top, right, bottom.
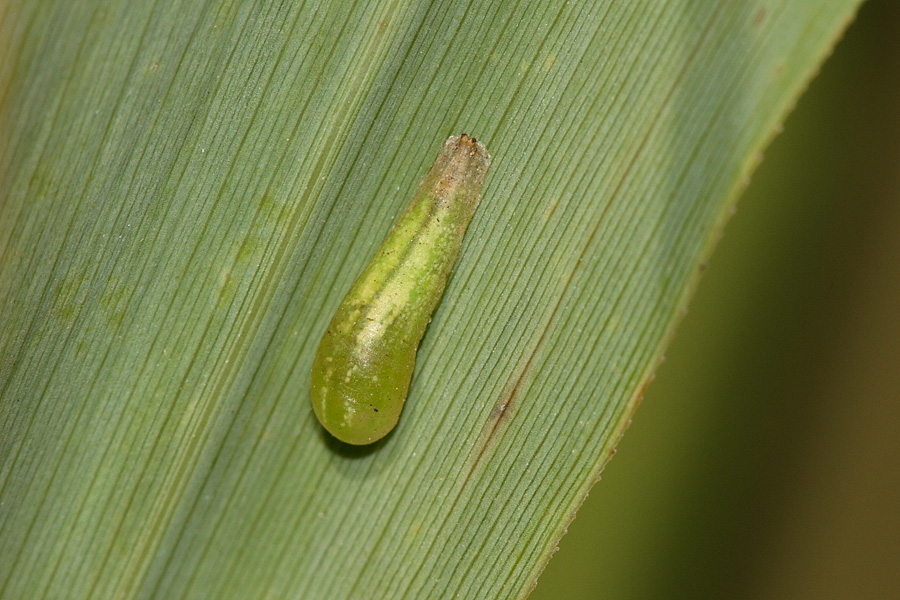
310, 134, 491, 445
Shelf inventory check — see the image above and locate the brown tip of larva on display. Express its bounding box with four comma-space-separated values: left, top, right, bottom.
447, 133, 491, 165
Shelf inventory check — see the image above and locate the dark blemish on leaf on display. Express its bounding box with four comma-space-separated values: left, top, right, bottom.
462, 351, 536, 484
753, 7, 767, 26
633, 371, 656, 410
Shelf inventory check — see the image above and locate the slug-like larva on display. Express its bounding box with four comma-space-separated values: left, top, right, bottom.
311, 134, 491, 445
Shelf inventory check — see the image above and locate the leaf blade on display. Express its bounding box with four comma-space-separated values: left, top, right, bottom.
0, 1, 861, 598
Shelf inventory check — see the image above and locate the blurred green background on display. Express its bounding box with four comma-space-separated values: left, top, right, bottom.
531, 1, 900, 598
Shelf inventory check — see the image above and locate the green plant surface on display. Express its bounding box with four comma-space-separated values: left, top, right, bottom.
532, 1, 900, 596
0, 1, 861, 598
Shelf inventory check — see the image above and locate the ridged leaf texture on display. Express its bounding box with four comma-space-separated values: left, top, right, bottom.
0, 1, 860, 598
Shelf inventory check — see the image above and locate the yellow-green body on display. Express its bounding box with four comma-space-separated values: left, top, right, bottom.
311, 135, 491, 445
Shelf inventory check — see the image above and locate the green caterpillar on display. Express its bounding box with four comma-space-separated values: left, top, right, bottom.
311, 134, 491, 445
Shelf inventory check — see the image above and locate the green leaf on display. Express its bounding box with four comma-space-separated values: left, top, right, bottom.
0, 1, 861, 598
